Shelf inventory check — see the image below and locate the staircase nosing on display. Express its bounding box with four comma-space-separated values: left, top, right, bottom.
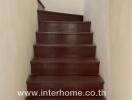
27, 75, 104, 84
34, 44, 95, 47
36, 32, 93, 35
39, 21, 91, 24
31, 58, 99, 63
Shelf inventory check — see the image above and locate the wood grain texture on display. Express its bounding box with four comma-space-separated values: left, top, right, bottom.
38, 10, 83, 21
26, 9, 105, 100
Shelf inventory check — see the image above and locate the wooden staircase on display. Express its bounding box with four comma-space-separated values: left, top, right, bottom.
26, 9, 105, 100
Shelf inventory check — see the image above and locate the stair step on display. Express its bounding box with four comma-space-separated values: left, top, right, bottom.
36, 32, 91, 34
31, 58, 99, 76
38, 21, 91, 32
38, 10, 83, 21
27, 75, 104, 91
36, 32, 93, 44
26, 7, 106, 100
34, 44, 96, 58
26, 97, 105, 100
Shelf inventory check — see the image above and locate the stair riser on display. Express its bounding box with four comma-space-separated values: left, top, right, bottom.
26, 7, 105, 100
27, 85, 103, 92
31, 62, 99, 76
38, 11, 83, 21
36, 34, 93, 44
39, 22, 91, 32
36, 32, 92, 34
34, 46, 96, 58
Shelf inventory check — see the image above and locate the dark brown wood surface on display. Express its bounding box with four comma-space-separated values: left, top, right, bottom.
26, 9, 105, 100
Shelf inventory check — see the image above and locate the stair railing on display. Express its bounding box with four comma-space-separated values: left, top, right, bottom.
37, 0, 45, 10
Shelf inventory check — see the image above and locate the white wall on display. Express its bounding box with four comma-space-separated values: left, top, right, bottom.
0, 0, 37, 100
84, 0, 112, 100
110, 0, 132, 100
41, 0, 84, 15
85, 0, 132, 100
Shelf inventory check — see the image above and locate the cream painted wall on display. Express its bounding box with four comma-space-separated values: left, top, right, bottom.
84, 0, 112, 100
0, 0, 131, 100
85, 0, 132, 100
0, 0, 37, 100
41, 0, 84, 15
110, 0, 132, 100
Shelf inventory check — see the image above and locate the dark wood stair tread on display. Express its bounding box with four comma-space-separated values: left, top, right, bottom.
27, 75, 103, 84
39, 21, 91, 32
26, 8, 106, 100
38, 10, 83, 17
32, 58, 99, 63
27, 75, 104, 92
34, 44, 96, 58
31, 58, 99, 76
38, 10, 83, 21
36, 32, 93, 44
39, 21, 90, 24
34, 44, 95, 47
36, 32, 93, 34
37, 32, 93, 35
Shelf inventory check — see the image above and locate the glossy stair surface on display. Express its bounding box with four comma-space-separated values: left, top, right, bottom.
31, 58, 99, 76
38, 21, 91, 32
38, 10, 83, 21
34, 44, 96, 58
36, 32, 93, 44
27, 75, 104, 91
26, 9, 106, 100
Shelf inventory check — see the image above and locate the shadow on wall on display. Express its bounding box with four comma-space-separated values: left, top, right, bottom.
40, 0, 84, 15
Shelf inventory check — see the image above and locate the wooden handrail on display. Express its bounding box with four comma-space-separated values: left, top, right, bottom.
37, 0, 45, 9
